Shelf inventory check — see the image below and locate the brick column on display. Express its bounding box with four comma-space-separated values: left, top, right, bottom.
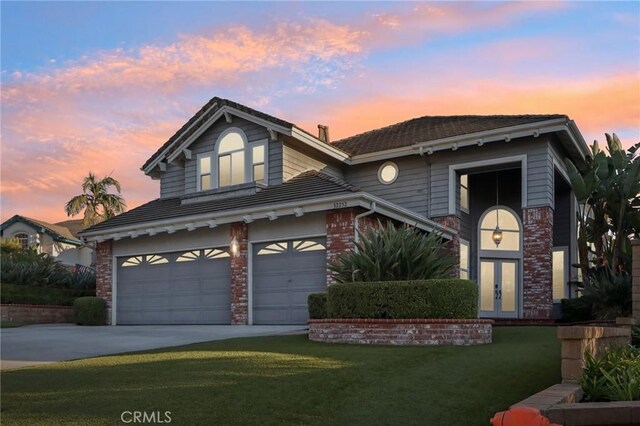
523, 206, 553, 319
95, 241, 113, 324
326, 209, 357, 284
230, 222, 248, 325
432, 215, 461, 278
633, 240, 640, 323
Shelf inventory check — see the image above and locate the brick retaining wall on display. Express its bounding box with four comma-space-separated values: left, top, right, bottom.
1, 304, 74, 323
308, 319, 493, 345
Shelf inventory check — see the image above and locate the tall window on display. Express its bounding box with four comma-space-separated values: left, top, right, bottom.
460, 174, 469, 213
198, 154, 213, 191
480, 207, 521, 251
14, 232, 29, 250
252, 145, 265, 183
553, 247, 567, 301
217, 131, 246, 187
460, 239, 470, 279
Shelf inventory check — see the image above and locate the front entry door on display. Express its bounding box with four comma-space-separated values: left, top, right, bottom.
479, 259, 518, 318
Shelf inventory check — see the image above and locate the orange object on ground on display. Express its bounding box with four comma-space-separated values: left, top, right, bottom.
490, 406, 561, 426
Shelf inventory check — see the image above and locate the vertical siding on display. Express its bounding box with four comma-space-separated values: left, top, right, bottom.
282, 144, 343, 180
160, 163, 185, 199
182, 117, 270, 195
429, 136, 555, 217
344, 157, 429, 216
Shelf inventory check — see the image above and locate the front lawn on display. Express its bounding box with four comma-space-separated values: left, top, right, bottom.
1, 327, 559, 425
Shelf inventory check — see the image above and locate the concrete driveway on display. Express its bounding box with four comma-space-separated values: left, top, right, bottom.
1, 324, 307, 370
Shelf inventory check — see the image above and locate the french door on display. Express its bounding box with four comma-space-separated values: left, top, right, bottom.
479, 259, 519, 318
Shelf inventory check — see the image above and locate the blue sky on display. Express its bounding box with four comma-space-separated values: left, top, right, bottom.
1, 1, 638, 222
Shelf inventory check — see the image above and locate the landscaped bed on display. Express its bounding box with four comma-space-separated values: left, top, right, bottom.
0, 327, 559, 426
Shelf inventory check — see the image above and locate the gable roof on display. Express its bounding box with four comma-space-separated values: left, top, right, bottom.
331, 114, 569, 156
142, 97, 295, 172
1, 215, 82, 244
82, 171, 358, 235
54, 219, 85, 239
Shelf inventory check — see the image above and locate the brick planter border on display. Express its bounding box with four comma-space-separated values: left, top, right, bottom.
1, 303, 74, 323
308, 319, 493, 346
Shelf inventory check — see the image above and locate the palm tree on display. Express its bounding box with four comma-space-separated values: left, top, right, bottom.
65, 173, 127, 227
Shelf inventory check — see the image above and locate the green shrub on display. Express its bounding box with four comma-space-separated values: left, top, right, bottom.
327, 280, 477, 319
560, 298, 592, 323
70, 268, 96, 290
328, 221, 456, 283
308, 293, 327, 319
1, 283, 95, 306
73, 297, 106, 325
633, 325, 640, 348
581, 345, 640, 401
0, 250, 73, 287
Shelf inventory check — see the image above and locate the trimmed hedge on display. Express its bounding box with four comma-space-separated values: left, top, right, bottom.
308, 293, 328, 319
327, 280, 478, 319
1, 283, 95, 306
74, 297, 106, 326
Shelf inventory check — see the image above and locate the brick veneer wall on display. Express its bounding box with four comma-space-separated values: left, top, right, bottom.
326, 208, 358, 285
1, 304, 74, 323
431, 215, 461, 278
522, 207, 553, 319
557, 326, 631, 383
309, 319, 493, 345
95, 241, 113, 324
230, 222, 248, 325
633, 240, 640, 322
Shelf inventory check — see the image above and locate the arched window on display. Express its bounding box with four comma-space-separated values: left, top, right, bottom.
479, 207, 521, 251
197, 128, 267, 191
13, 232, 29, 250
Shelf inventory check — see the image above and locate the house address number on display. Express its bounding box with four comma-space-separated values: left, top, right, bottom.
333, 201, 348, 208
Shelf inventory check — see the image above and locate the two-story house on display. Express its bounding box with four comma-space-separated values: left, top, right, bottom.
79, 97, 589, 325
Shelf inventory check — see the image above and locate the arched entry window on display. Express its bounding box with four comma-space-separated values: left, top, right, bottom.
479, 207, 521, 251
13, 232, 29, 250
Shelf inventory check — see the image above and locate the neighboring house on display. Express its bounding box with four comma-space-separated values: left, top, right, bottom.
79, 97, 589, 326
1, 215, 94, 267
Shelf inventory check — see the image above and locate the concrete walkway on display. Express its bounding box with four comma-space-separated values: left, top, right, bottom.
1, 324, 307, 370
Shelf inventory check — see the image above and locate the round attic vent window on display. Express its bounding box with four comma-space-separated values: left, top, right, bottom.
378, 162, 399, 184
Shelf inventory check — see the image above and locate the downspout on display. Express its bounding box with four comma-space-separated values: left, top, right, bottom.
354, 201, 377, 245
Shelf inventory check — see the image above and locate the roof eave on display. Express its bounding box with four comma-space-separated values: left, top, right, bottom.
79, 192, 455, 242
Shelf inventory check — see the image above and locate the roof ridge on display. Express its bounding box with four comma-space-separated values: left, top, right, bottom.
331, 113, 568, 145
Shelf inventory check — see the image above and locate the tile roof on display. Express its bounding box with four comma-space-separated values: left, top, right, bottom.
54, 219, 85, 239
142, 97, 295, 171
82, 171, 359, 234
1, 215, 81, 243
331, 114, 568, 155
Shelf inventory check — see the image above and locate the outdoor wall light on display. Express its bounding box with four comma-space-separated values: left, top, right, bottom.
230, 236, 240, 257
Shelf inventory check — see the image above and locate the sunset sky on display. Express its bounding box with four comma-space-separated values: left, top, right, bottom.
1, 1, 639, 224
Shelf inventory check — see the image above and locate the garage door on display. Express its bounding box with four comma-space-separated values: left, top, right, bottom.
116, 248, 231, 325
252, 238, 327, 325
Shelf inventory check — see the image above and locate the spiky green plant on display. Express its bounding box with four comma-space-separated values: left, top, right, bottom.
328, 221, 456, 283
581, 345, 640, 402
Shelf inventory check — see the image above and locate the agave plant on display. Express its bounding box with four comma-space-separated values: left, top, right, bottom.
328, 220, 456, 283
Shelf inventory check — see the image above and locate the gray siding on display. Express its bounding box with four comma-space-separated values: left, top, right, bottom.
160, 163, 185, 199
344, 157, 429, 216
282, 144, 343, 181
182, 117, 270, 195
269, 139, 283, 185
429, 136, 555, 217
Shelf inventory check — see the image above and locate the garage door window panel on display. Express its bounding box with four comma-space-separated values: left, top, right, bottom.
177, 250, 200, 262
257, 242, 288, 255
293, 240, 325, 252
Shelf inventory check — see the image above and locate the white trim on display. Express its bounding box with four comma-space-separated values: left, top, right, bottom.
249, 138, 269, 185
81, 192, 457, 241
291, 127, 349, 161
448, 155, 528, 215
196, 152, 213, 192
377, 161, 399, 185
460, 174, 469, 214
569, 192, 578, 296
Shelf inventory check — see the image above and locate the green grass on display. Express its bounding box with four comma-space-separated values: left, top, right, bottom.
0, 321, 27, 328
0, 327, 559, 426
